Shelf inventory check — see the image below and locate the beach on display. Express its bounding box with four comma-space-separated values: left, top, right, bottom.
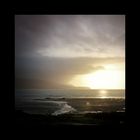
15, 97, 125, 128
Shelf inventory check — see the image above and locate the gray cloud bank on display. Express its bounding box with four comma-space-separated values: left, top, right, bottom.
15, 56, 124, 89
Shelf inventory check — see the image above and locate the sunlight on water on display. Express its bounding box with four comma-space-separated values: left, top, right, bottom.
99, 90, 107, 94
99, 90, 108, 98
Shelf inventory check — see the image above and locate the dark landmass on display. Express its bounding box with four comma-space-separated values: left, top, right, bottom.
15, 110, 125, 128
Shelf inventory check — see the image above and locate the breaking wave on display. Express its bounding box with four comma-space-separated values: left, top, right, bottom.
81, 111, 103, 114
52, 102, 76, 116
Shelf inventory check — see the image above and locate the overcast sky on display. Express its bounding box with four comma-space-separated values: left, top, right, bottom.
15, 15, 125, 89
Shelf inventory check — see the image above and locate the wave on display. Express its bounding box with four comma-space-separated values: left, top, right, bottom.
116, 110, 125, 112
52, 103, 76, 116
73, 111, 103, 114
40, 100, 66, 104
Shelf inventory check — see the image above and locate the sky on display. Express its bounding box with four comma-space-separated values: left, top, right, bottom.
15, 15, 125, 89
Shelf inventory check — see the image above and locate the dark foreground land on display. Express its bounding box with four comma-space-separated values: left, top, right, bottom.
15, 110, 125, 129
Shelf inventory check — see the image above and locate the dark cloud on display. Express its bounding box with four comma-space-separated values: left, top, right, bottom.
15, 15, 125, 58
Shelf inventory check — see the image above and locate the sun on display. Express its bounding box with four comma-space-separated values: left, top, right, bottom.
68, 69, 125, 89
83, 70, 124, 89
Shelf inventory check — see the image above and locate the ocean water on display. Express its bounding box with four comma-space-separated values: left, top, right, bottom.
15, 89, 125, 115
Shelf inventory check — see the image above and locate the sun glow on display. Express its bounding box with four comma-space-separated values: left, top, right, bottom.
68, 68, 125, 89
99, 90, 108, 98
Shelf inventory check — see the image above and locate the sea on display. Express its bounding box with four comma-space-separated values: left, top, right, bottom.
15, 89, 125, 116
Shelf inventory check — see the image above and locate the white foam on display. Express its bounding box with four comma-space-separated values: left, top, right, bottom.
79, 111, 103, 114
52, 103, 76, 116
116, 110, 125, 112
